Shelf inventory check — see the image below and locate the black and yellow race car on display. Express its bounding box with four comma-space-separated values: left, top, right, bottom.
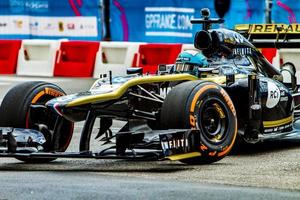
0, 8, 299, 164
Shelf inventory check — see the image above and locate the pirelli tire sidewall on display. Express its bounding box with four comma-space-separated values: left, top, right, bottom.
185, 82, 237, 157
0, 81, 74, 155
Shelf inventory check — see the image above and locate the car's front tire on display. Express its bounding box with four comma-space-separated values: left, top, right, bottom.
0, 81, 74, 163
160, 81, 237, 164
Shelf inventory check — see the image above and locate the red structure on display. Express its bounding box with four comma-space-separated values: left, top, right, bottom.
54, 41, 100, 77
0, 40, 21, 74
261, 48, 277, 64
133, 44, 182, 74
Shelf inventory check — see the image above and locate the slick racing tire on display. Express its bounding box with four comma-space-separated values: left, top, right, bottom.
0, 81, 74, 163
160, 81, 237, 165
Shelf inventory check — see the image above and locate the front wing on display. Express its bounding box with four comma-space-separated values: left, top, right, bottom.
0, 128, 202, 161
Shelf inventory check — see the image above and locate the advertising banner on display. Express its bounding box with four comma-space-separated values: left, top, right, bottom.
110, 0, 265, 43
0, 0, 102, 40
271, 0, 300, 24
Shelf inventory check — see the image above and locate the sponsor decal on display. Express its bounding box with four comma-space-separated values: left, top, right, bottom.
144, 7, 194, 38
67, 23, 75, 30
58, 21, 64, 32
161, 138, 188, 151
13, 20, 23, 28
25, 1, 49, 11
264, 123, 292, 133
233, 48, 252, 55
45, 88, 64, 97
79, 23, 95, 30
266, 81, 280, 108
0, 22, 7, 27
0, 1, 100, 39
249, 24, 300, 34
30, 21, 39, 30
218, 29, 246, 44
44, 22, 55, 30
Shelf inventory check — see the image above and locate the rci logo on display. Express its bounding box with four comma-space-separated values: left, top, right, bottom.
266, 81, 280, 108
270, 90, 279, 99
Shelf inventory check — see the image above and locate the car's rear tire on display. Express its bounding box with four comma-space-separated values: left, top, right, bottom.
160, 81, 237, 164
0, 81, 74, 163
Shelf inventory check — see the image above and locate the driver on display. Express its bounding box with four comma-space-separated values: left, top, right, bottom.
175, 50, 208, 76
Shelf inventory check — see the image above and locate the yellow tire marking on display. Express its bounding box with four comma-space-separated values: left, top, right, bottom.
45, 88, 64, 97
189, 115, 196, 127
190, 84, 217, 113
31, 88, 64, 104
213, 103, 225, 119
31, 91, 45, 103
220, 88, 236, 116
209, 151, 217, 156
200, 144, 208, 151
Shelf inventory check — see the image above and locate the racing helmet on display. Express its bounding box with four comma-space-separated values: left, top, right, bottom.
175, 50, 208, 75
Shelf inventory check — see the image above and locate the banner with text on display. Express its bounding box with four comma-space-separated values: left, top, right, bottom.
110, 0, 265, 43
0, 0, 102, 40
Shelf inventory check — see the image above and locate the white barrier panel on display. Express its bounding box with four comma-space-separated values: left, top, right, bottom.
16, 39, 64, 77
279, 49, 300, 84
93, 42, 142, 78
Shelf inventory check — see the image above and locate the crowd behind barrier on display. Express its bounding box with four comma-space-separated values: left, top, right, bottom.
0, 39, 298, 79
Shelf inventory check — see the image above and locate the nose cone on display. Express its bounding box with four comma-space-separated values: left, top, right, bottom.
46, 94, 78, 115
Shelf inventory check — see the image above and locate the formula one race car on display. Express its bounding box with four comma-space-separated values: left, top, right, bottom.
0, 8, 299, 164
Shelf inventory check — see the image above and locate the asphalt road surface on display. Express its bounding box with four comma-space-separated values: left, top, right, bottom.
0, 75, 300, 200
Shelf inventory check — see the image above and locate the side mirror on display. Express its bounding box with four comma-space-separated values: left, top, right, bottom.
127, 67, 143, 75
279, 62, 297, 92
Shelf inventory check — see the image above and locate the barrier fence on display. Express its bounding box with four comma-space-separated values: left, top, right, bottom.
0, 39, 299, 79
0, 39, 197, 78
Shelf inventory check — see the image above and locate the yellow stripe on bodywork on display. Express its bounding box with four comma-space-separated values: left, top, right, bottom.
66, 73, 247, 108
263, 115, 293, 128
166, 152, 201, 161
66, 74, 197, 107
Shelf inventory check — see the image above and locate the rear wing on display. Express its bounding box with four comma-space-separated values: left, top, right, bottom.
235, 24, 300, 48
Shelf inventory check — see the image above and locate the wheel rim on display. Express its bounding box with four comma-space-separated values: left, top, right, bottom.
26, 90, 73, 151
197, 98, 229, 144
